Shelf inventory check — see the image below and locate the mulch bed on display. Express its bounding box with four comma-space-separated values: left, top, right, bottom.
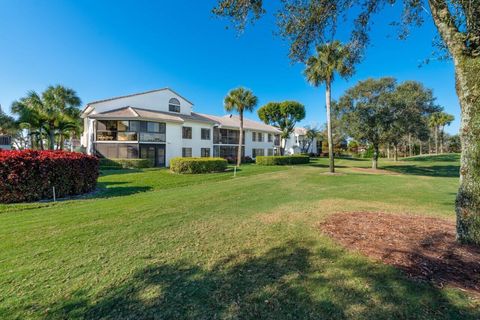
319, 212, 480, 295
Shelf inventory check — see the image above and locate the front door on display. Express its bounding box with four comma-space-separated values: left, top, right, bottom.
140, 144, 166, 167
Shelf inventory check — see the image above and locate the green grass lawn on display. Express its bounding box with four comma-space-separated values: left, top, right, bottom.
2, 154, 478, 319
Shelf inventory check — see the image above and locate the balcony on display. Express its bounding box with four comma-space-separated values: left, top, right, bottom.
97, 131, 138, 142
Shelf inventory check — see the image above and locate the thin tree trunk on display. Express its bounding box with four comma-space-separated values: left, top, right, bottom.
49, 124, 55, 150
387, 144, 390, 159
428, 137, 431, 154
237, 112, 243, 166
419, 141, 423, 155
325, 80, 335, 173
394, 144, 398, 162
29, 131, 34, 150
408, 134, 413, 157
39, 131, 44, 150
372, 144, 379, 169
440, 126, 445, 153
434, 126, 439, 154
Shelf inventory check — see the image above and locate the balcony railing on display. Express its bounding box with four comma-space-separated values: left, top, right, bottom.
139, 132, 166, 143
97, 130, 166, 143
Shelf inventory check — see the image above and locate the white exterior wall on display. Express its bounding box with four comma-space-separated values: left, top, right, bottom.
244, 130, 277, 157
87, 90, 193, 115
180, 121, 214, 158
284, 132, 318, 155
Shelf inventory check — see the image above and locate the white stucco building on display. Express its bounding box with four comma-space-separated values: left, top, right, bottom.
284, 127, 321, 155
81, 88, 281, 167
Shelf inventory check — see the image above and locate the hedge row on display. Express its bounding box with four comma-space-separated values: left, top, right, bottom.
170, 157, 227, 174
99, 158, 154, 169
0, 150, 99, 203
256, 155, 310, 165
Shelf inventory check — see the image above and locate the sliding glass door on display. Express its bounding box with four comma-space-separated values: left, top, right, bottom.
140, 144, 166, 167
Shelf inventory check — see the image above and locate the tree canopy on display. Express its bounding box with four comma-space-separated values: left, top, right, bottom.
257, 100, 305, 154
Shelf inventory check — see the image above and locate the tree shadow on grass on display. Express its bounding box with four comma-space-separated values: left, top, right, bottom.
88, 181, 152, 199
44, 240, 479, 320
403, 154, 460, 162
382, 165, 460, 178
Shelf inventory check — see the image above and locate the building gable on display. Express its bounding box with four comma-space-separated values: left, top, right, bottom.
84, 88, 193, 116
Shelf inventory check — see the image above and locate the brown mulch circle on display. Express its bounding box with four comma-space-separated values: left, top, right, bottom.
319, 212, 480, 295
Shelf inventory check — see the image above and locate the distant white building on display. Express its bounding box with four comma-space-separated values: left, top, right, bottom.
284, 127, 321, 155
0, 135, 11, 150
81, 88, 281, 166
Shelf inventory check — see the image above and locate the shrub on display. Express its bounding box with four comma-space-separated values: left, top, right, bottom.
99, 158, 154, 169
170, 157, 227, 174
256, 155, 310, 165
0, 150, 99, 203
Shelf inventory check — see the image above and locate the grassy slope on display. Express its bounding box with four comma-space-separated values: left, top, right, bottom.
1, 154, 478, 319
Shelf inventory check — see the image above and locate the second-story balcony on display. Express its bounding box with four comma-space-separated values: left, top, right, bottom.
96, 120, 166, 143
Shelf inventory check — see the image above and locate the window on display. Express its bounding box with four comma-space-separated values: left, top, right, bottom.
182, 127, 192, 139
201, 148, 211, 157
268, 134, 273, 142
252, 148, 265, 158
267, 148, 274, 156
257, 132, 264, 142
148, 122, 160, 132
94, 143, 138, 159
182, 147, 192, 157
252, 132, 257, 142
169, 98, 181, 113
201, 128, 211, 140
274, 134, 281, 146
139, 121, 166, 142
96, 120, 138, 141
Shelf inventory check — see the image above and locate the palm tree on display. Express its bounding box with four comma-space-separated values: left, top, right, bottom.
437, 112, 455, 153
428, 112, 442, 154
12, 85, 81, 150
224, 87, 258, 166
304, 41, 354, 173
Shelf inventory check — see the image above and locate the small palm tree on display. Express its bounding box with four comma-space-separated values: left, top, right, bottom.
224, 87, 258, 166
12, 85, 81, 150
304, 41, 354, 173
437, 112, 455, 153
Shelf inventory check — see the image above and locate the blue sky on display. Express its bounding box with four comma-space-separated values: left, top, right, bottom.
0, 0, 460, 134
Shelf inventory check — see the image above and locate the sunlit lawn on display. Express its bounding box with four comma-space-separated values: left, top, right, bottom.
1, 154, 478, 319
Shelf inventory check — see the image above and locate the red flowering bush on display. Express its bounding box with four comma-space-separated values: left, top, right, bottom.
0, 150, 99, 203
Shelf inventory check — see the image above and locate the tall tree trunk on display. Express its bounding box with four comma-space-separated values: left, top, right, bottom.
48, 124, 55, 150
419, 141, 423, 155
387, 144, 390, 159
408, 134, 413, 157
434, 126, 439, 154
372, 144, 379, 169
394, 144, 398, 162
428, 137, 431, 154
440, 126, 445, 153
428, 0, 480, 244
454, 56, 480, 245
237, 112, 243, 166
325, 80, 335, 173
29, 131, 34, 150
